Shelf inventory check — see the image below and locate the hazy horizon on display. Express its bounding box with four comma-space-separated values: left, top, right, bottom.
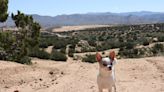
25, 11, 164, 17
9, 0, 164, 16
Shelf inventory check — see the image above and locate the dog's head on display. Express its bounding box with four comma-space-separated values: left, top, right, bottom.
96, 51, 116, 71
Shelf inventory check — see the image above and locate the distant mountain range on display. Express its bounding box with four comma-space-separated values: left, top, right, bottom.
1, 11, 164, 28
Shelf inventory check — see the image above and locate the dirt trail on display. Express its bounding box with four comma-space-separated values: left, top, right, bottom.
0, 57, 164, 92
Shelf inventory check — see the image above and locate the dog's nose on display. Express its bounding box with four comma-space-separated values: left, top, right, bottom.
108, 67, 112, 70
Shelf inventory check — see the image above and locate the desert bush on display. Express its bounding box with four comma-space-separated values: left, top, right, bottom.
29, 48, 50, 59
158, 36, 164, 42
152, 44, 164, 55
39, 35, 58, 48
53, 40, 68, 49
143, 40, 150, 46
60, 47, 66, 54
108, 41, 122, 49
50, 50, 67, 61
88, 40, 97, 47
125, 42, 135, 49
81, 47, 96, 53
96, 44, 111, 51
118, 48, 145, 58
82, 54, 96, 63
16, 56, 31, 65
39, 41, 49, 48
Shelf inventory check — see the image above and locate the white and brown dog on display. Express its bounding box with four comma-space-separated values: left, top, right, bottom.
96, 51, 117, 92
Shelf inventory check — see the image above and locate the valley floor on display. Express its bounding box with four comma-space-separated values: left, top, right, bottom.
0, 57, 164, 92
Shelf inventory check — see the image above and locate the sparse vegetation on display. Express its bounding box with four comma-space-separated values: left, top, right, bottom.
1, 14, 164, 64
152, 44, 164, 55
50, 50, 67, 61
29, 48, 50, 59
55, 23, 164, 59
82, 54, 96, 63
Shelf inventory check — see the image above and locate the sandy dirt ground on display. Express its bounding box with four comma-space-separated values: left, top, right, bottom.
0, 56, 164, 92
52, 25, 110, 32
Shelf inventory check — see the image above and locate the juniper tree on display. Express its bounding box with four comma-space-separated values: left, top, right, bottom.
0, 0, 8, 29
11, 11, 41, 64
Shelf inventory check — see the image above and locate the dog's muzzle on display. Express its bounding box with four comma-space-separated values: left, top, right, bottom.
103, 63, 112, 70
107, 65, 112, 70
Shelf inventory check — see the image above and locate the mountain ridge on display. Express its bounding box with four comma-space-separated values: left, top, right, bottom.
1, 11, 164, 28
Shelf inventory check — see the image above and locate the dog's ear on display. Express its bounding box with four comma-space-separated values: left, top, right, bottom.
109, 51, 115, 61
96, 53, 102, 62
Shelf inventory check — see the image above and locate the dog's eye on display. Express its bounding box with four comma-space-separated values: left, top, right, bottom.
103, 63, 107, 66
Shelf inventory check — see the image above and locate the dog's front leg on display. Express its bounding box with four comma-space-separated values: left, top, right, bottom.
114, 85, 116, 92
108, 89, 112, 92
98, 87, 103, 92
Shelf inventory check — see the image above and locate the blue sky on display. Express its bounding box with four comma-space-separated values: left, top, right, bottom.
9, 0, 164, 16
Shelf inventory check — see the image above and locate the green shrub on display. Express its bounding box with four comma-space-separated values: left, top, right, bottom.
81, 47, 96, 53
50, 50, 67, 61
60, 47, 66, 54
158, 36, 164, 42
152, 44, 164, 55
88, 40, 97, 47
125, 42, 135, 49
53, 42, 67, 49
118, 48, 144, 58
82, 54, 96, 63
16, 56, 32, 65
39, 35, 59, 48
143, 40, 150, 46
29, 48, 50, 59
39, 42, 49, 48
108, 41, 122, 49
96, 45, 111, 51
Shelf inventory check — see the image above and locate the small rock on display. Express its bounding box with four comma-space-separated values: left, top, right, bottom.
20, 80, 25, 84
90, 86, 94, 89
49, 71, 54, 75
39, 78, 43, 81
132, 68, 135, 70
4, 86, 9, 88
61, 71, 64, 75
14, 90, 19, 92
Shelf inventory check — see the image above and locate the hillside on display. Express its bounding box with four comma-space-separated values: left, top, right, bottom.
0, 57, 164, 92
1, 11, 164, 28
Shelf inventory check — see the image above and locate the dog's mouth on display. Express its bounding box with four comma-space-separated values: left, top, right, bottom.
108, 67, 112, 70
